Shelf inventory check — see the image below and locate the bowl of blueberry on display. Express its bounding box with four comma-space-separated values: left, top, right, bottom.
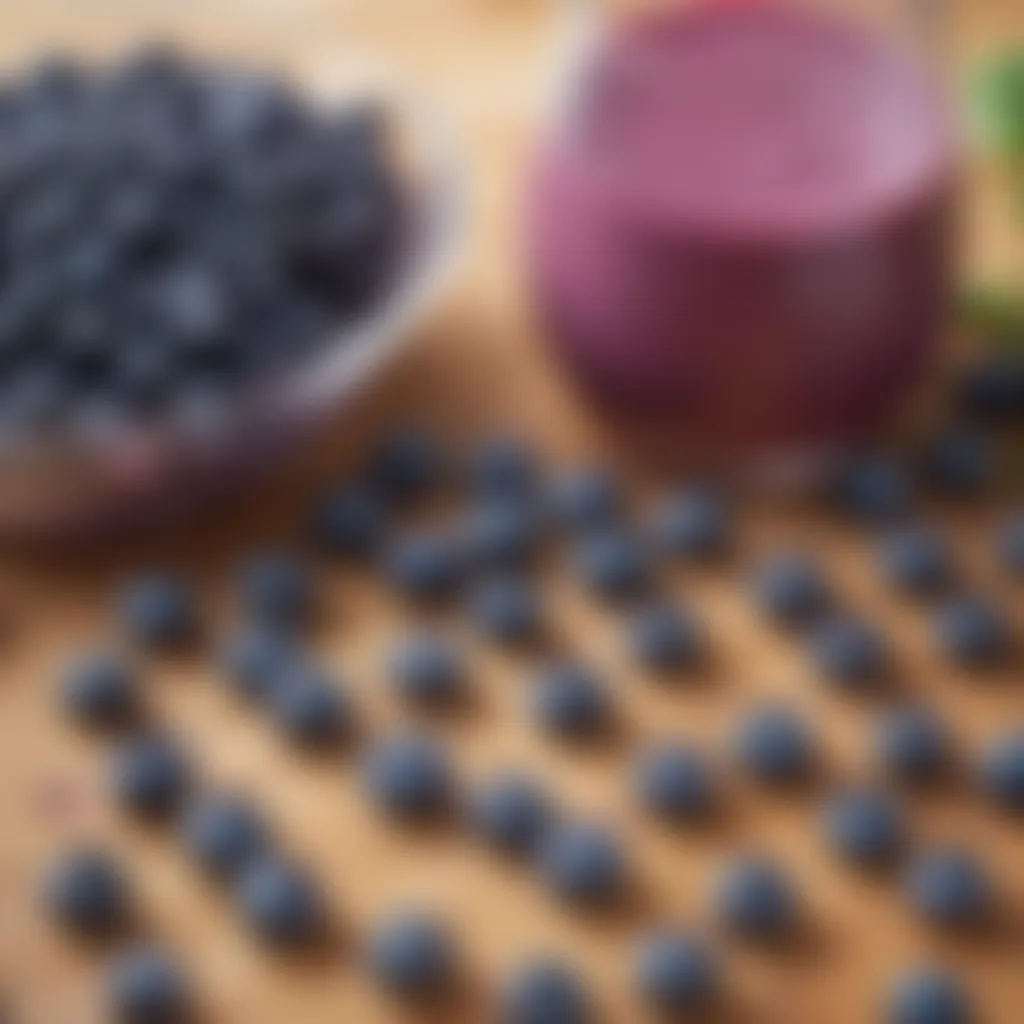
0, 47, 464, 535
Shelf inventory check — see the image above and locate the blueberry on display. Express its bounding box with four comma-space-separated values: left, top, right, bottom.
751, 552, 830, 628
388, 632, 465, 709
626, 601, 706, 673
368, 428, 441, 504
876, 708, 951, 785
182, 796, 269, 879
650, 486, 729, 560
59, 653, 138, 729
466, 436, 538, 498
634, 931, 720, 1014
994, 513, 1024, 579
907, 849, 991, 927
44, 849, 130, 938
809, 617, 888, 690
118, 572, 198, 650
108, 947, 190, 1024
539, 822, 627, 906
823, 789, 906, 866
364, 734, 455, 820
267, 665, 350, 748
919, 430, 991, 496
734, 705, 817, 786
462, 499, 542, 569
933, 597, 1010, 667
829, 454, 912, 524
238, 553, 315, 630
110, 735, 189, 819
574, 529, 649, 602
500, 959, 591, 1024
384, 530, 463, 603
470, 774, 552, 854
714, 855, 797, 939
978, 730, 1024, 814
548, 466, 621, 531
887, 966, 972, 1024
634, 743, 717, 822
308, 486, 381, 558
878, 527, 954, 598
218, 626, 298, 702
470, 576, 542, 645
531, 663, 612, 740
236, 857, 325, 946
368, 912, 456, 997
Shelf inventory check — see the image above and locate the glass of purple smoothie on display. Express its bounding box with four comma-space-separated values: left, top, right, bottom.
527, 0, 958, 460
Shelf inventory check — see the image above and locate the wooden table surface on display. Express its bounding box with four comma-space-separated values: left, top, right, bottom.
1, 2, 1023, 1022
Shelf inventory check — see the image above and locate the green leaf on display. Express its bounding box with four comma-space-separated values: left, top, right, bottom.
959, 283, 1024, 347
972, 49, 1024, 161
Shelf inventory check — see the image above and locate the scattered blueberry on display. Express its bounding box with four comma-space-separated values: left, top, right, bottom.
574, 528, 650, 602
308, 486, 382, 559
236, 857, 325, 946
734, 705, 818, 786
218, 626, 298, 702
994, 513, 1024, 579
809, 617, 888, 690
634, 931, 720, 1015
823, 788, 906, 866
626, 602, 707, 673
907, 848, 991, 927
539, 822, 627, 907
714, 855, 797, 939
110, 735, 190, 819
978, 729, 1024, 814
548, 466, 621, 532
44, 849, 130, 938
470, 773, 552, 854
829, 453, 912, 524
267, 664, 350, 748
238, 553, 315, 630
469, 576, 542, 645
887, 966, 972, 1024
634, 743, 717, 822
388, 632, 465, 709
108, 947, 190, 1024
364, 734, 455, 820
919, 429, 991, 497
531, 663, 613, 740
649, 486, 729, 561
933, 597, 1010, 667
876, 708, 952, 785
384, 529, 463, 603
118, 573, 198, 650
368, 428, 441, 504
462, 499, 542, 569
500, 959, 591, 1024
955, 353, 1024, 427
182, 796, 269, 880
751, 552, 830, 628
466, 436, 538, 498
878, 527, 954, 599
368, 912, 456, 997
60, 653, 138, 730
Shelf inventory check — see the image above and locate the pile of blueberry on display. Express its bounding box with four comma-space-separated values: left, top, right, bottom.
0, 49, 401, 437
45, 423, 1024, 1023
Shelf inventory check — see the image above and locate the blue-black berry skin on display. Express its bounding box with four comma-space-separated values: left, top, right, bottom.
830, 454, 912, 525
309, 486, 382, 559
470, 577, 541, 645
466, 436, 538, 499
44, 849, 129, 938
531, 664, 612, 741
538, 823, 626, 907
364, 735, 455, 820
388, 633, 465, 709
368, 428, 442, 505
500, 959, 591, 1024
650, 486, 729, 561
548, 467, 621, 532
634, 931, 720, 1014
634, 743, 717, 822
110, 736, 190, 819
933, 597, 1010, 668
627, 602, 707, 673
268, 666, 349, 748
118, 573, 198, 650
734, 706, 817, 786
236, 857, 324, 946
994, 513, 1024, 579
876, 708, 951, 786
823, 789, 906, 867
108, 948, 190, 1024
907, 849, 991, 928
384, 530, 463, 603
470, 774, 552, 854
751, 553, 830, 628
979, 729, 1024, 814
878, 527, 954, 599
182, 796, 269, 880
238, 553, 315, 630
60, 654, 138, 730
462, 499, 542, 570
887, 966, 972, 1024
956, 354, 1024, 427
368, 912, 456, 997
218, 626, 298, 703
575, 529, 650, 602
919, 430, 991, 497
810, 617, 888, 690
715, 855, 797, 939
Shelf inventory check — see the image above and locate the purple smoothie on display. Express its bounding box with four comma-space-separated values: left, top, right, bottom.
528, 2, 957, 454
